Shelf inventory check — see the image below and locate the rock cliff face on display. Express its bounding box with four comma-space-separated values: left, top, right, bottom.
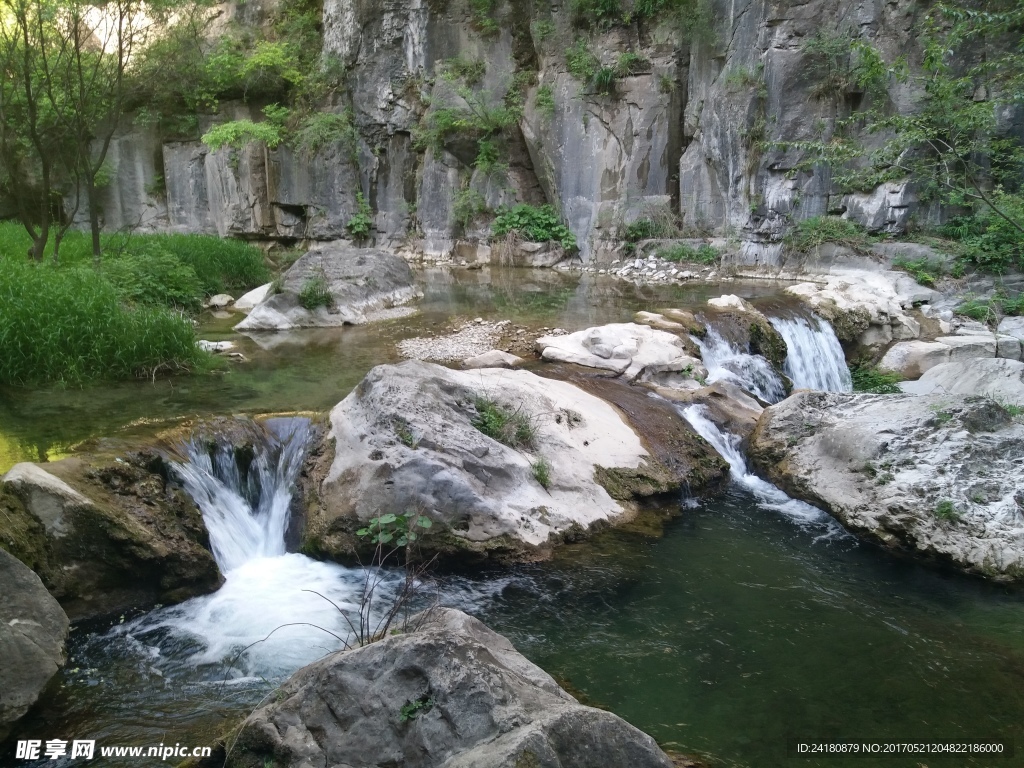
88, 0, 935, 262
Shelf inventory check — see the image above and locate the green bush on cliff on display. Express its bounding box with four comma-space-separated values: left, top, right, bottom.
784, 216, 871, 253
492, 204, 577, 250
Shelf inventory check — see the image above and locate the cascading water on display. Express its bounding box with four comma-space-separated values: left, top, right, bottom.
693, 327, 787, 403
769, 315, 852, 393
101, 417, 395, 679
679, 404, 846, 538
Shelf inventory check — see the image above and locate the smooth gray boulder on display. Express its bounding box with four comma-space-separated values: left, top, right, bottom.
236, 244, 420, 331
304, 361, 690, 562
901, 359, 1024, 404
0, 548, 69, 742
878, 340, 951, 379
751, 391, 1024, 580
460, 350, 523, 369
998, 316, 1024, 342
535, 323, 695, 381
226, 607, 675, 768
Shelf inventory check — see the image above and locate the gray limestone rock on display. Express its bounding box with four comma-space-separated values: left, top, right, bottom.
236, 243, 420, 331
0, 548, 69, 743
750, 391, 1024, 580
226, 607, 675, 768
900, 359, 1024, 405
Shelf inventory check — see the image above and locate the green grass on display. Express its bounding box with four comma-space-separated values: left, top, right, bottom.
298, 276, 333, 310
784, 216, 872, 253
892, 256, 945, 287
850, 364, 903, 394
656, 242, 719, 264
471, 397, 537, 449
531, 456, 552, 489
934, 500, 961, 522
0, 258, 207, 386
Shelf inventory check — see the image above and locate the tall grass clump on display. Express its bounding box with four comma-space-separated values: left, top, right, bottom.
0, 259, 206, 386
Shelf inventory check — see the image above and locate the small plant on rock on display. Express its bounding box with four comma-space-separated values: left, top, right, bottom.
934, 500, 961, 522
346, 192, 374, 242
850, 363, 902, 394
298, 276, 333, 310
400, 694, 434, 722
472, 397, 537, 449
531, 457, 552, 489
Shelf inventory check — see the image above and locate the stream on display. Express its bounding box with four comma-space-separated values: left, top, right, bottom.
4, 269, 1024, 768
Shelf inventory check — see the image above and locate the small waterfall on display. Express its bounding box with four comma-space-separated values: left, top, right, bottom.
769, 315, 852, 393
693, 327, 787, 403
103, 418, 394, 678
680, 404, 846, 537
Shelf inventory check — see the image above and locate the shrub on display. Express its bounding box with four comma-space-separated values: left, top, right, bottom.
531, 457, 552, 489
616, 52, 649, 76
850, 363, 902, 394
784, 216, 871, 253
471, 397, 537, 449
536, 84, 556, 118
201, 119, 284, 151
656, 242, 719, 264
592, 66, 618, 94
891, 256, 945, 287
570, 0, 621, 28
347, 192, 374, 241
566, 39, 600, 83
439, 56, 487, 86
934, 500, 960, 522
492, 204, 577, 250
469, 0, 500, 36
298, 276, 333, 310
102, 251, 204, 311
941, 192, 1024, 274
293, 111, 359, 157
0, 258, 205, 386
453, 189, 490, 229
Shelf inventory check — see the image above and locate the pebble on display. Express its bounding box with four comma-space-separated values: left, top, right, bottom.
398, 320, 511, 363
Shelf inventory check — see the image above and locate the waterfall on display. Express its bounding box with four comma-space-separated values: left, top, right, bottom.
679, 404, 846, 537
769, 315, 852, 393
104, 418, 395, 678
693, 327, 787, 403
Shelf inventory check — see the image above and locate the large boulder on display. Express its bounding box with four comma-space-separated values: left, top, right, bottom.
303, 361, 718, 562
878, 340, 951, 379
750, 391, 1024, 580
534, 323, 699, 382
1, 453, 221, 619
901, 359, 1024, 404
236, 244, 420, 331
226, 607, 675, 768
0, 548, 69, 743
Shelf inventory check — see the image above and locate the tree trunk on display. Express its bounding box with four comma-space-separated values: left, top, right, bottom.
87, 177, 101, 262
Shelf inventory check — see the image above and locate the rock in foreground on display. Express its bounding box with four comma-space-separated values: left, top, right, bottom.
236, 244, 420, 331
0, 548, 69, 742
750, 391, 1024, 580
305, 360, 693, 561
227, 608, 675, 768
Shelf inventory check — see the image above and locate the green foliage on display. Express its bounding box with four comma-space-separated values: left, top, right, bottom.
292, 111, 359, 157
566, 39, 600, 83
624, 218, 677, 242
471, 397, 537, 449
784, 216, 871, 253
891, 256, 945, 287
616, 52, 650, 76
492, 204, 577, 250
298, 276, 333, 310
346, 192, 374, 241
955, 290, 1024, 324
453, 188, 491, 229
535, 85, 556, 118
399, 695, 434, 722
469, 0, 500, 37
532, 19, 556, 41
571, 0, 621, 28
531, 457, 552, 489
415, 90, 520, 166
941, 192, 1024, 274
392, 417, 418, 448
592, 66, 618, 95
802, 31, 891, 100
102, 252, 204, 311
934, 500, 960, 522
724, 65, 767, 96
201, 119, 284, 152
850, 363, 903, 394
356, 513, 433, 548
440, 56, 487, 86
656, 242, 719, 264
0, 257, 206, 386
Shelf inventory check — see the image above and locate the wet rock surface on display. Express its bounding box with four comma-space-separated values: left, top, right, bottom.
1, 453, 221, 620
226, 607, 676, 768
0, 548, 69, 743
750, 391, 1024, 580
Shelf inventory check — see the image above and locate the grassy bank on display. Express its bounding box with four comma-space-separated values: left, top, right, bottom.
0, 224, 270, 386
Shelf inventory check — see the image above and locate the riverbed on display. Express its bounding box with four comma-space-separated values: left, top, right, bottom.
3, 268, 1022, 768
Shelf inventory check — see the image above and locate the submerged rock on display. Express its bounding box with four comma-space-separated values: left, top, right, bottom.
304, 360, 691, 562
226, 607, 675, 768
236, 243, 420, 331
1, 454, 221, 619
700, 295, 787, 371
0, 548, 69, 742
750, 391, 1024, 580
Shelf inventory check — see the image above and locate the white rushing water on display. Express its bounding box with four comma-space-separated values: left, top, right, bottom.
769, 315, 852, 393
105, 418, 397, 679
693, 327, 787, 403
679, 404, 846, 538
